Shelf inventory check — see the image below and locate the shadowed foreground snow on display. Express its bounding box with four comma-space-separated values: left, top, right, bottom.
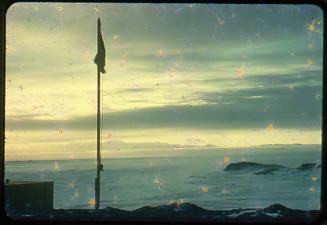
7, 202, 321, 223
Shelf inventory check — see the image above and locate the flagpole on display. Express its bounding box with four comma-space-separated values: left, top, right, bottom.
95, 17, 104, 210
95, 64, 101, 209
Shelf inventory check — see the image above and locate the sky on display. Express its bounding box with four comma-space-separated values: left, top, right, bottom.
5, 3, 324, 161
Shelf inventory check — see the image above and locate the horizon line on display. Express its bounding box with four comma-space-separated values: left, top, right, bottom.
5, 143, 321, 162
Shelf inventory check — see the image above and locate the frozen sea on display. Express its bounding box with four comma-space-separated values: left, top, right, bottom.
5, 145, 321, 211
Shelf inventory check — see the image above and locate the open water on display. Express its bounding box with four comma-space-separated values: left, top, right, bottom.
5, 145, 321, 211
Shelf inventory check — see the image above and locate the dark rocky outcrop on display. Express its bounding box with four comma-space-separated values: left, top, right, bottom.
224, 162, 286, 172
254, 167, 281, 175
296, 163, 321, 171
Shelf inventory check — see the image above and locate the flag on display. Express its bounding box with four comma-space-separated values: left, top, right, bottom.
94, 17, 106, 73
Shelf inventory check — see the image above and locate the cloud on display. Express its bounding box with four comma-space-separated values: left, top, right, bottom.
7, 83, 322, 131
5, 4, 323, 132
115, 88, 154, 94
244, 71, 322, 87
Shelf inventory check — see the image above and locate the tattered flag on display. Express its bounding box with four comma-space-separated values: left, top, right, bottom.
94, 17, 106, 73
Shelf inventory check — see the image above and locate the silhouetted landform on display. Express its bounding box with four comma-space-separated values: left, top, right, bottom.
296, 163, 321, 170
224, 162, 286, 172
7, 203, 320, 222
254, 167, 281, 175
224, 161, 321, 175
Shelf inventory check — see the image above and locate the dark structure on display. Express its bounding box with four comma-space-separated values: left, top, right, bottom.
5, 181, 54, 215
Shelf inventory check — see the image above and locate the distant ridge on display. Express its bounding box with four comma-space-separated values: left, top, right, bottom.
255, 143, 320, 148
